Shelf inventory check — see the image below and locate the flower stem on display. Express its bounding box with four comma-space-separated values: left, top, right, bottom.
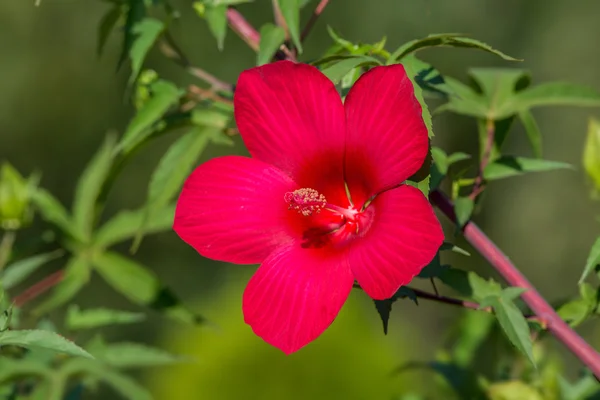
226, 7, 261, 51
13, 269, 64, 307
301, 0, 330, 42
470, 118, 495, 200
430, 189, 600, 378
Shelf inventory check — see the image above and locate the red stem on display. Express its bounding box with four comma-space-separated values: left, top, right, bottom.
13, 270, 64, 307
226, 8, 260, 51
301, 0, 330, 41
430, 190, 600, 378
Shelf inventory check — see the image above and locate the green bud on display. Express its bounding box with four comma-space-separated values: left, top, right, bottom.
583, 118, 600, 198
0, 163, 38, 230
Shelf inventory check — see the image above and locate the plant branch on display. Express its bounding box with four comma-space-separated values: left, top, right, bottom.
470, 118, 495, 200
272, 0, 289, 36
430, 189, 600, 378
301, 0, 330, 42
159, 33, 233, 92
13, 269, 64, 307
227, 7, 260, 51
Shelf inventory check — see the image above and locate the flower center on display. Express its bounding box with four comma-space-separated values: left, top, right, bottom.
284, 187, 369, 249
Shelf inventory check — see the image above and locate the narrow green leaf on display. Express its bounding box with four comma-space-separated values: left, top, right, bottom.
440, 242, 471, 256
447, 152, 471, 165
119, 80, 182, 152
97, 5, 123, 56
0, 358, 53, 380
467, 68, 530, 119
257, 24, 286, 66
479, 293, 535, 366
558, 374, 600, 400
128, 18, 164, 85
484, 156, 573, 180
32, 189, 79, 240
401, 55, 435, 139
92, 252, 204, 324
66, 305, 146, 331
579, 237, 600, 283
454, 196, 474, 228
91, 341, 186, 368
132, 127, 211, 248
148, 127, 211, 210
434, 76, 488, 118
326, 26, 354, 51
191, 108, 231, 129
204, 5, 227, 50
117, 0, 146, 70
0, 329, 93, 359
518, 109, 542, 158
3, 250, 64, 290
389, 33, 519, 63
439, 268, 472, 297
72, 134, 117, 240
321, 56, 380, 84
278, 0, 302, 53
558, 298, 591, 327
417, 251, 447, 278
431, 147, 448, 174
583, 118, 600, 193
33, 256, 91, 316
94, 204, 174, 248
61, 358, 152, 400
511, 82, 600, 111
373, 287, 417, 334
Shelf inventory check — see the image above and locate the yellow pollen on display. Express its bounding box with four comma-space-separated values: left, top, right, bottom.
284, 188, 326, 216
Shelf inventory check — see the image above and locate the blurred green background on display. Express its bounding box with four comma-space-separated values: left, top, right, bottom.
2, 0, 600, 398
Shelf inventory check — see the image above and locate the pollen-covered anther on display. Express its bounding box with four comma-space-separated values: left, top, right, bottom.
284, 188, 327, 216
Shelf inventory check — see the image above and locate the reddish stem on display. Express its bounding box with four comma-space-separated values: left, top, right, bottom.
430, 190, 600, 378
13, 270, 64, 307
301, 0, 330, 41
226, 8, 260, 51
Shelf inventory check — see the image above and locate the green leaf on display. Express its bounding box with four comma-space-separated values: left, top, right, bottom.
32, 189, 79, 240
557, 298, 591, 327
558, 373, 600, 400
467, 68, 530, 119
488, 381, 544, 400
0, 357, 53, 381
128, 18, 164, 85
468, 272, 502, 302
440, 241, 471, 257
434, 76, 488, 118
0, 329, 93, 359
97, 4, 123, 56
479, 291, 535, 366
447, 152, 471, 165
66, 305, 145, 331
72, 134, 117, 240
321, 56, 380, 84
389, 33, 519, 64
519, 109, 542, 158
94, 204, 174, 248
119, 80, 182, 152
579, 237, 600, 283
3, 250, 64, 290
204, 5, 227, 50
277, 0, 302, 53
61, 358, 152, 400
418, 251, 447, 278
191, 108, 231, 129
90, 341, 186, 369
439, 268, 473, 298
132, 127, 212, 248
373, 287, 417, 334
117, 0, 146, 70
92, 252, 204, 324
484, 156, 573, 180
511, 82, 600, 111
453, 196, 474, 228
583, 118, 600, 193
401, 55, 435, 139
33, 256, 91, 315
326, 26, 355, 51
431, 147, 448, 174
257, 23, 286, 66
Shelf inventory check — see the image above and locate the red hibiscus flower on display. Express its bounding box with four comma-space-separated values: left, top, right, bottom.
174, 61, 444, 354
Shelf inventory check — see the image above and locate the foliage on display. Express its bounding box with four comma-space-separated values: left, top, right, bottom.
2, 0, 600, 398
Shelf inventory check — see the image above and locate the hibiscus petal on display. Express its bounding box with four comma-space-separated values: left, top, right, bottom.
234, 61, 347, 202
349, 185, 444, 300
243, 244, 354, 354
173, 156, 298, 265
344, 64, 429, 196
